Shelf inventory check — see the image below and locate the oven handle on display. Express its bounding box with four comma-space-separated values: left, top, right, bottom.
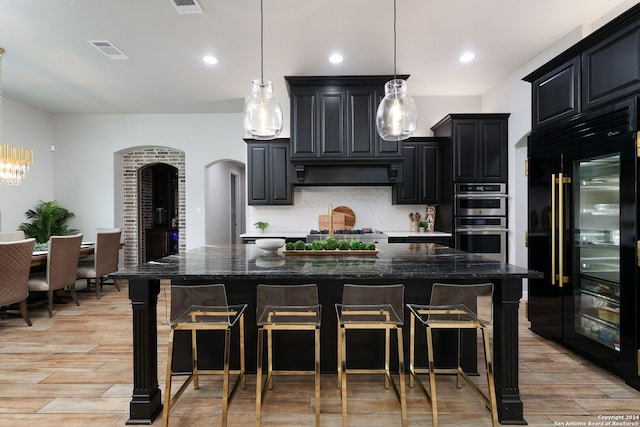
455, 228, 508, 233
455, 194, 508, 198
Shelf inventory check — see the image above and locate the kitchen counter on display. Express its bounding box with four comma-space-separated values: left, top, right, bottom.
385, 231, 452, 237
112, 243, 541, 425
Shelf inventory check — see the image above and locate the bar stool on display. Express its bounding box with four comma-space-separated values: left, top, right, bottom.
407, 282, 498, 427
335, 284, 407, 427
162, 284, 246, 427
255, 284, 321, 427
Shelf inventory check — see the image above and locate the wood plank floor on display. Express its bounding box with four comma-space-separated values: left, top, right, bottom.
1, 280, 639, 426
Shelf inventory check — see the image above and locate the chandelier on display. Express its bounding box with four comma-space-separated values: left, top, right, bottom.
0, 48, 33, 185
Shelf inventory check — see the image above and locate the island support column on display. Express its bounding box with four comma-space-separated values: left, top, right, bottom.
494, 278, 526, 424
127, 278, 162, 425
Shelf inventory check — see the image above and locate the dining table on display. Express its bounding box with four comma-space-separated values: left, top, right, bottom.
30, 243, 95, 268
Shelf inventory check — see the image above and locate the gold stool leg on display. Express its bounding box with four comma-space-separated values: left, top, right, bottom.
384, 328, 390, 389
315, 327, 321, 426
162, 328, 175, 427
192, 329, 199, 390
336, 322, 342, 389
409, 314, 415, 388
267, 329, 273, 390
221, 329, 231, 427
397, 328, 408, 427
426, 326, 439, 427
256, 328, 264, 427
240, 315, 246, 389
482, 327, 499, 427
340, 327, 348, 427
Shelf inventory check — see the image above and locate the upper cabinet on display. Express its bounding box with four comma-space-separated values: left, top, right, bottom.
524, 4, 640, 131
582, 18, 640, 111
285, 76, 406, 160
530, 57, 580, 130
393, 138, 444, 204
246, 139, 292, 205
432, 114, 509, 183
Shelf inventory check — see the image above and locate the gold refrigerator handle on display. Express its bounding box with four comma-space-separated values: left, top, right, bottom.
551, 173, 556, 286
558, 173, 564, 288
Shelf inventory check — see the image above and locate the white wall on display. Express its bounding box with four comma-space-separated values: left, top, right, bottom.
0, 97, 54, 232
52, 113, 245, 249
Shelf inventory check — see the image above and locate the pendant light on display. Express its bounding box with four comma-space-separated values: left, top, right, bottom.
243, 0, 283, 140
376, 0, 417, 141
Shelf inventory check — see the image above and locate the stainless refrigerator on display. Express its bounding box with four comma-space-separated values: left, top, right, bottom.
527, 106, 639, 390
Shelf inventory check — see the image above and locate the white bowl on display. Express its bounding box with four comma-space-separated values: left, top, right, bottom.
255, 238, 285, 252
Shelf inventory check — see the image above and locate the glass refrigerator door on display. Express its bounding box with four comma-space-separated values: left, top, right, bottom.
574, 154, 621, 351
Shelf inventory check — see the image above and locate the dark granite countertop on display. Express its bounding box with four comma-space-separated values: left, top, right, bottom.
112, 243, 542, 281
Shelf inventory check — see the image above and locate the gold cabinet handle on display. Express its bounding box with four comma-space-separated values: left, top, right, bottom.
558, 173, 564, 288
551, 173, 556, 286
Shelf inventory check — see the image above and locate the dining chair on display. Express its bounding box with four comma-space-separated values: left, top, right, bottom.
163, 284, 246, 427
0, 230, 26, 242
28, 233, 83, 317
255, 284, 321, 427
76, 228, 122, 299
407, 282, 498, 427
0, 238, 36, 326
335, 284, 407, 427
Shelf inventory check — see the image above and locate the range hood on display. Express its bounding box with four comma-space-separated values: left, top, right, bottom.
293, 161, 402, 186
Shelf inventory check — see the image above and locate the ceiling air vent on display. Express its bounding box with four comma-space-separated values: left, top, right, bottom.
88, 40, 129, 60
170, 0, 203, 14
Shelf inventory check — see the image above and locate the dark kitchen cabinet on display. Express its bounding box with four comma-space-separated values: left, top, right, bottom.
393, 137, 444, 204
285, 75, 405, 160
431, 114, 509, 183
246, 139, 292, 205
530, 57, 580, 130
582, 18, 640, 111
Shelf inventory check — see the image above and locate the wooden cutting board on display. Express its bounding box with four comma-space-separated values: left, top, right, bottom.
333, 206, 355, 229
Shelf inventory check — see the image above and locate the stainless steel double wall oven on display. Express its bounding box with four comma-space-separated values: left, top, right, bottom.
454, 183, 508, 262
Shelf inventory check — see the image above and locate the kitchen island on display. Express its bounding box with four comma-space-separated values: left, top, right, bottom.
112, 243, 541, 425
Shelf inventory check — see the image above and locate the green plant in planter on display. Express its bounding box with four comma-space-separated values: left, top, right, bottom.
254, 221, 269, 232
418, 220, 427, 229
18, 200, 79, 243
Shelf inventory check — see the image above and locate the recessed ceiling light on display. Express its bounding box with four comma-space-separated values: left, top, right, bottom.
203, 55, 218, 65
459, 51, 476, 63
329, 53, 343, 64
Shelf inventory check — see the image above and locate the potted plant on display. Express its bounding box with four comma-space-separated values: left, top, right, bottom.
254, 221, 269, 232
418, 220, 427, 232
18, 200, 79, 243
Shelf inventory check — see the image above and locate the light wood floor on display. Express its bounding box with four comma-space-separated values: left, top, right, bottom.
1, 280, 639, 427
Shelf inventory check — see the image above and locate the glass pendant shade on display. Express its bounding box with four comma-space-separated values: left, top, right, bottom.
376, 79, 417, 141
243, 79, 283, 140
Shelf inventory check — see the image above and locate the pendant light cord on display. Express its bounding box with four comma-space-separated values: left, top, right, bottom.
260, 0, 264, 86
393, 0, 397, 79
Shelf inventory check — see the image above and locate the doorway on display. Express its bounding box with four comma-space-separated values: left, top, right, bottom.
139, 163, 179, 262
205, 160, 246, 245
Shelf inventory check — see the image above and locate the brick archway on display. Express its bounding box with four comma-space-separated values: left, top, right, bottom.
121, 147, 185, 267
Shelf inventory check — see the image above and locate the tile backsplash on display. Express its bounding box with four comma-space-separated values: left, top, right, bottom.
247, 186, 431, 232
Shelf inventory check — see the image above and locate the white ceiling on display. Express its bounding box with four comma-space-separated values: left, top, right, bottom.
0, 0, 632, 115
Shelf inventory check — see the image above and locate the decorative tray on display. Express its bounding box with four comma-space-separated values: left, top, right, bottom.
282, 249, 379, 256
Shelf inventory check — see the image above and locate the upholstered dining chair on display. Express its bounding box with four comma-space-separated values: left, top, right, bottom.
28, 233, 83, 317
77, 228, 122, 299
0, 238, 36, 326
0, 230, 26, 242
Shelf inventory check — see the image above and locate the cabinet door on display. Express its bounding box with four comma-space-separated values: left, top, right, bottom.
347, 89, 376, 157
532, 57, 580, 129
582, 20, 640, 111
453, 120, 480, 181
319, 91, 346, 157
291, 90, 316, 157
419, 142, 440, 202
394, 143, 419, 204
481, 119, 508, 182
453, 118, 507, 182
269, 143, 292, 204
247, 142, 292, 205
